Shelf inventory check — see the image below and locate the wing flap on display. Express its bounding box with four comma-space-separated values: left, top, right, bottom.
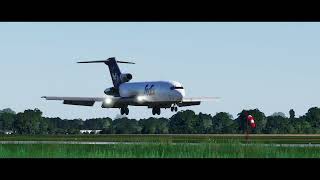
178, 101, 201, 107
42, 96, 105, 107
178, 97, 220, 107
63, 100, 95, 106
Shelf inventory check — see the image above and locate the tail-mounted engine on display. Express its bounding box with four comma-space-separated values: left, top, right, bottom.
120, 73, 133, 83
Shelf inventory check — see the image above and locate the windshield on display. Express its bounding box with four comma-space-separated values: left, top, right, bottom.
170, 86, 184, 90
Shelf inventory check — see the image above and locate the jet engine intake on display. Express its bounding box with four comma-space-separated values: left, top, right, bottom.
120, 73, 133, 82
104, 87, 119, 96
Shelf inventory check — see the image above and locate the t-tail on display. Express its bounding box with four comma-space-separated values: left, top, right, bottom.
78, 57, 135, 88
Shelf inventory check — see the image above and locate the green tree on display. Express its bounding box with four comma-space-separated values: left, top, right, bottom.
271, 112, 286, 118
39, 120, 49, 134
67, 128, 80, 134
210, 112, 235, 133
64, 119, 83, 134
196, 113, 213, 134
0, 112, 15, 131
100, 128, 114, 134
236, 109, 267, 134
264, 116, 295, 134
43, 117, 63, 134
139, 118, 169, 134
292, 117, 313, 134
305, 107, 320, 131
14, 109, 43, 134
84, 118, 112, 129
112, 118, 142, 134
0, 108, 16, 115
289, 109, 295, 119
169, 110, 200, 134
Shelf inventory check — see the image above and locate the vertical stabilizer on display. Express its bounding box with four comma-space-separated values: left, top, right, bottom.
77, 57, 135, 88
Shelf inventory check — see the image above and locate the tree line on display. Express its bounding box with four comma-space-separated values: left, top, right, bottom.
1, 107, 320, 134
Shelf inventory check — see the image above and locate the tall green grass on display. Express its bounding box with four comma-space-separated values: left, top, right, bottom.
1, 141, 320, 158
2, 134, 320, 144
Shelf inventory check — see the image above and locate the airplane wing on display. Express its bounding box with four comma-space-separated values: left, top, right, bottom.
41, 96, 138, 107
42, 96, 220, 108
41, 96, 105, 106
178, 97, 220, 107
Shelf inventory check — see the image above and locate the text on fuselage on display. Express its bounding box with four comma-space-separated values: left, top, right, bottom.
144, 84, 155, 96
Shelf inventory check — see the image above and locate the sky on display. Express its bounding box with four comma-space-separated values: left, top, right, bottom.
0, 22, 320, 120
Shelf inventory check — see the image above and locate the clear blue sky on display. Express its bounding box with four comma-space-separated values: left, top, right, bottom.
1, 22, 320, 120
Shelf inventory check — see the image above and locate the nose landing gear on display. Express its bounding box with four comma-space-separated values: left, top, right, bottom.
152, 108, 161, 115
120, 107, 129, 115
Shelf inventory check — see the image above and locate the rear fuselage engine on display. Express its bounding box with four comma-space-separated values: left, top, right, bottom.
120, 73, 133, 83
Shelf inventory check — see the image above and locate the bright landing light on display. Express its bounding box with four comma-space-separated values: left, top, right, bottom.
105, 98, 112, 104
137, 95, 146, 102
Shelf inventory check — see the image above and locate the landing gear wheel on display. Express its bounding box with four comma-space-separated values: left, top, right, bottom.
125, 107, 129, 115
175, 107, 178, 112
171, 107, 174, 112
121, 107, 129, 115
152, 108, 161, 115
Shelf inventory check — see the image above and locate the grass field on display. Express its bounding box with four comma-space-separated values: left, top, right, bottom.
1, 134, 320, 144
1, 134, 320, 158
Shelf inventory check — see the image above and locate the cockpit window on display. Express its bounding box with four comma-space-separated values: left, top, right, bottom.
170, 86, 184, 90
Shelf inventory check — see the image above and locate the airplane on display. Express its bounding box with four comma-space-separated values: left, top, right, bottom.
42, 57, 218, 115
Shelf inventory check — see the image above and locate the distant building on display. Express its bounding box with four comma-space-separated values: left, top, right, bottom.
0, 130, 14, 135
80, 130, 102, 134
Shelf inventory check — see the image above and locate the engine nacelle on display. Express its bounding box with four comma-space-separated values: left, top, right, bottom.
104, 87, 119, 96
120, 73, 133, 83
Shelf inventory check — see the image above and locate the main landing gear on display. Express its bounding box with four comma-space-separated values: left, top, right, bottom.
171, 106, 178, 112
120, 107, 129, 115
152, 108, 161, 115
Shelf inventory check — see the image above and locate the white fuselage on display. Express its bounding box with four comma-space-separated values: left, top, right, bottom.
118, 81, 185, 102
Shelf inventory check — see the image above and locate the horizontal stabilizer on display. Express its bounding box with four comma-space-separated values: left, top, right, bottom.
116, 61, 135, 64
78, 58, 135, 64
77, 60, 110, 63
